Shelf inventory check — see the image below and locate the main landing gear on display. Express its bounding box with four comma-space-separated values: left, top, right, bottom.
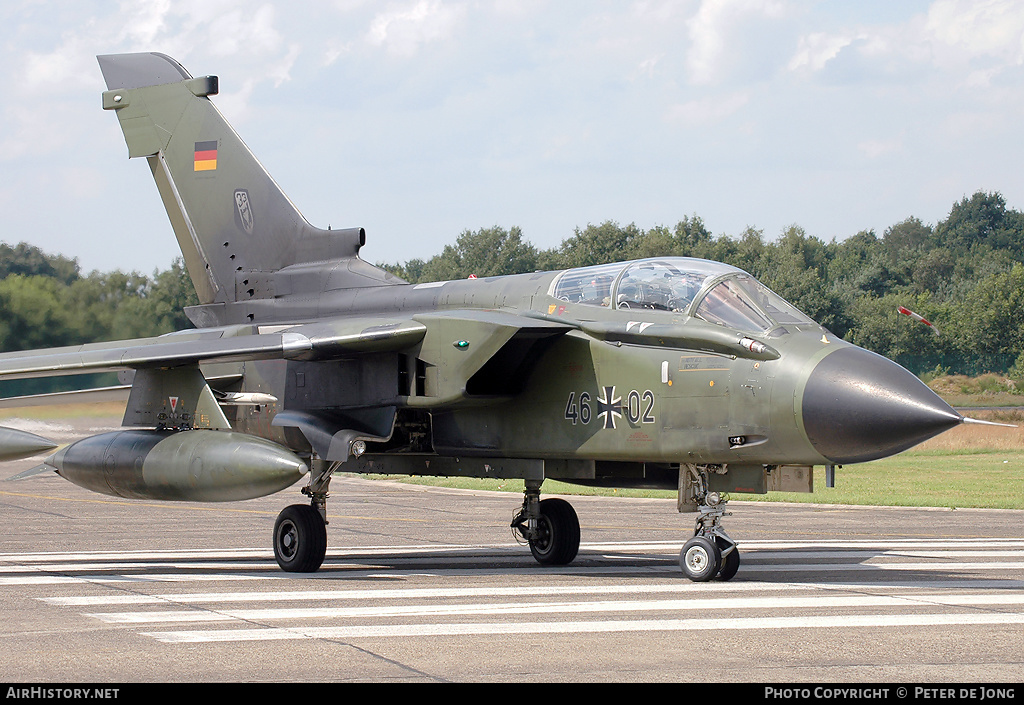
511, 480, 581, 566
273, 503, 326, 572
679, 465, 740, 582
270, 461, 739, 581
273, 458, 334, 573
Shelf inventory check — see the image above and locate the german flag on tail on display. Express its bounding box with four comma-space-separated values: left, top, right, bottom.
194, 141, 218, 171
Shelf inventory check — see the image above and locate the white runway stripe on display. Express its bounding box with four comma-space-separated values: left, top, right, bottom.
0, 573, 274, 586
4, 539, 1024, 586
6, 561, 1024, 586
12, 537, 1024, 646
45, 578, 1024, 606
745, 561, 1024, 572
0, 544, 491, 563
141, 612, 1024, 643
4, 538, 1023, 563
85, 592, 1024, 624
6, 566, 1023, 587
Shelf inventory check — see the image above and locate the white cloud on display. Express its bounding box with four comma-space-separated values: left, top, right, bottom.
23, 48, 94, 90
366, 0, 466, 57
115, 0, 173, 47
925, 0, 1024, 62
204, 4, 284, 57
666, 91, 750, 125
787, 1, 1024, 85
0, 103, 80, 161
788, 32, 858, 73
857, 137, 904, 160
3, 0, 1024, 275
267, 44, 302, 87
322, 41, 354, 67
636, 55, 663, 79
685, 0, 789, 85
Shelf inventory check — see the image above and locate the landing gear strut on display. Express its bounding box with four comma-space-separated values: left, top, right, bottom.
512, 480, 581, 565
679, 464, 740, 582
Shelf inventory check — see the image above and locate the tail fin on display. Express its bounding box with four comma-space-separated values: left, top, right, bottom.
98, 53, 394, 307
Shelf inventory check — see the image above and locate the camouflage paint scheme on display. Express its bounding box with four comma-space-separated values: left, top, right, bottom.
0, 54, 964, 580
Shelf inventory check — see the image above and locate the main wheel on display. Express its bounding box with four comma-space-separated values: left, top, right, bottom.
680, 536, 721, 582
529, 498, 581, 566
273, 504, 327, 572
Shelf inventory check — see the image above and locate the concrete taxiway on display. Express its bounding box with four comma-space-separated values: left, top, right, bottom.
2, 456, 1023, 683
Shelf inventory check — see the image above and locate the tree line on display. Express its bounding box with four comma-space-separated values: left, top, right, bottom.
380, 190, 1024, 379
0, 248, 197, 395
0, 189, 1021, 386
0, 245, 196, 352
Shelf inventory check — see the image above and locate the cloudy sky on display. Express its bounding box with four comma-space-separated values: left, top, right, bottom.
2, 0, 1023, 274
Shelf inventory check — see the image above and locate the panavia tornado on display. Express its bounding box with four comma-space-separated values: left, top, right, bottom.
0, 53, 971, 581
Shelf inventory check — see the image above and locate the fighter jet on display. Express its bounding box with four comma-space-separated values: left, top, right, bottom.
0, 53, 967, 581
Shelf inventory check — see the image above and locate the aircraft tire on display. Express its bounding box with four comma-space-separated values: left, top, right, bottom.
529, 498, 581, 566
715, 538, 740, 582
273, 504, 327, 572
680, 536, 721, 582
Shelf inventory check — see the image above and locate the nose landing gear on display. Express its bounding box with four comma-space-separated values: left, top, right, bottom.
679, 464, 740, 582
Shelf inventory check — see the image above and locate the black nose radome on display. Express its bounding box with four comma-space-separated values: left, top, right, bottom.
802, 346, 962, 464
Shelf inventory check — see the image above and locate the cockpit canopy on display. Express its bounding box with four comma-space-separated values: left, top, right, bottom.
548, 257, 816, 333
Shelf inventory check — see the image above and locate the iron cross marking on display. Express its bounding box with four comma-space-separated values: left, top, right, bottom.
596, 385, 622, 429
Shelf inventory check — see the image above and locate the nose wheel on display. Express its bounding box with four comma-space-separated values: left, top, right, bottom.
678, 465, 741, 582
714, 534, 741, 581
680, 535, 720, 581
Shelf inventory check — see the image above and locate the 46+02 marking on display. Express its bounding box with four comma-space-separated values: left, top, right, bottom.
565, 386, 655, 430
